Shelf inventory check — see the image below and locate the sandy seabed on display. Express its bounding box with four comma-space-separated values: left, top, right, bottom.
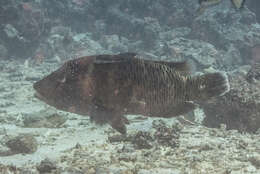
0, 60, 259, 174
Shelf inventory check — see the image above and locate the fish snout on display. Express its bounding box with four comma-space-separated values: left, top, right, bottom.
34, 91, 44, 101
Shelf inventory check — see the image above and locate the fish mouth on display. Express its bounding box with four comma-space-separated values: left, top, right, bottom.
34, 91, 56, 108
34, 91, 45, 101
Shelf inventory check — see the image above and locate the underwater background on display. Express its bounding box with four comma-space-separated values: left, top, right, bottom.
0, 0, 260, 173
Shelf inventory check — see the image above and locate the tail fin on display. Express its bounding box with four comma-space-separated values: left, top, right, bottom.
192, 72, 230, 101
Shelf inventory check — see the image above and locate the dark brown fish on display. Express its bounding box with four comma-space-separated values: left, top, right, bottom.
33, 53, 230, 134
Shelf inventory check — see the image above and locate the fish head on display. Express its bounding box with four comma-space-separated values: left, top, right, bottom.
33, 57, 95, 114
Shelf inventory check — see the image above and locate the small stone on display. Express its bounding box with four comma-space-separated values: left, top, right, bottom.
249, 155, 260, 169
118, 153, 137, 162
132, 131, 153, 149
220, 124, 227, 131
23, 110, 67, 128
5, 134, 38, 154
95, 167, 109, 174
198, 143, 214, 152
4, 24, 19, 38
108, 134, 128, 143
153, 121, 181, 148
118, 144, 135, 153
62, 167, 85, 174
75, 143, 82, 149
37, 158, 57, 173
0, 44, 8, 59
138, 168, 181, 174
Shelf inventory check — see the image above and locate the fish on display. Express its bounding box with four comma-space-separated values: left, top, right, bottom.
197, 0, 246, 14
231, 0, 246, 9
33, 53, 230, 134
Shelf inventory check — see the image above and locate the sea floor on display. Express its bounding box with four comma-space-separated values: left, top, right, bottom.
0, 59, 260, 174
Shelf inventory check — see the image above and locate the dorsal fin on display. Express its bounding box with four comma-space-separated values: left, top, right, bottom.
93, 53, 191, 75
153, 60, 191, 76
94, 52, 136, 64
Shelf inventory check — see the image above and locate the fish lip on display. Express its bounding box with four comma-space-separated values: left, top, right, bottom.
34, 91, 45, 101
34, 91, 54, 107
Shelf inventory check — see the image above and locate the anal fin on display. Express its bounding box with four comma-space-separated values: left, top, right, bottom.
90, 105, 127, 134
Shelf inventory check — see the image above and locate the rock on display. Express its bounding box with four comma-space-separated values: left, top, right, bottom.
93, 167, 133, 174
70, 33, 105, 56
165, 38, 217, 69
94, 20, 107, 37
202, 71, 260, 132
109, 120, 181, 149
4, 24, 19, 39
142, 17, 161, 48
0, 164, 21, 174
249, 155, 260, 169
0, 44, 8, 59
0, 1, 51, 59
108, 134, 129, 143
159, 27, 191, 41
5, 134, 38, 154
36, 158, 57, 173
50, 26, 72, 37
132, 131, 153, 149
217, 44, 243, 70
62, 168, 85, 174
152, 120, 181, 148
138, 168, 181, 174
23, 109, 67, 128
247, 1, 260, 23
246, 62, 260, 83
100, 34, 128, 52
128, 40, 143, 52
0, 144, 13, 156
191, 4, 260, 69
118, 153, 137, 162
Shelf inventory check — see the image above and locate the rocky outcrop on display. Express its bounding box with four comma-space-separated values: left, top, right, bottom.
0, 0, 51, 59
201, 70, 260, 133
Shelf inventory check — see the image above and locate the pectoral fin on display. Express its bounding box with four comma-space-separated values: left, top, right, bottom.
89, 104, 127, 134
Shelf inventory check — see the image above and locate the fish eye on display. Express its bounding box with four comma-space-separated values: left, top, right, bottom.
59, 76, 66, 83
56, 76, 66, 85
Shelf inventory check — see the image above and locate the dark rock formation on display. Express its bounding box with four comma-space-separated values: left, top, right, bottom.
1, 0, 260, 68
246, 62, 260, 83
202, 72, 260, 133
5, 134, 38, 154
0, 0, 51, 59
190, 2, 260, 70
37, 158, 57, 174
247, 1, 260, 23
23, 109, 67, 128
108, 119, 181, 149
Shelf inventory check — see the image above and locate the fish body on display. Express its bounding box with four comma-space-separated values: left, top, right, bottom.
33, 53, 230, 134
